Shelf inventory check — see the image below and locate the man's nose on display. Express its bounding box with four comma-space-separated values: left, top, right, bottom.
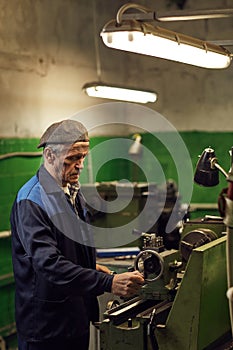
75, 158, 85, 168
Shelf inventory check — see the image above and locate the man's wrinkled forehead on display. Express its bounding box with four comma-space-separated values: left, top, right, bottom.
64, 141, 90, 154
72, 141, 89, 152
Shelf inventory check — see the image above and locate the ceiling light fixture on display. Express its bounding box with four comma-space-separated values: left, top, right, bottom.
100, 3, 233, 69
83, 82, 157, 104
82, 1, 157, 104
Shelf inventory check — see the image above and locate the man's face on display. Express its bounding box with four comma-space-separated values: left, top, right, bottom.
54, 141, 89, 186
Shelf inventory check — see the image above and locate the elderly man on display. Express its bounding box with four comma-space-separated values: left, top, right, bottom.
10, 119, 144, 350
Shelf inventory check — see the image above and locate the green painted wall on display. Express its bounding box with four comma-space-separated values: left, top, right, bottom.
0, 132, 232, 231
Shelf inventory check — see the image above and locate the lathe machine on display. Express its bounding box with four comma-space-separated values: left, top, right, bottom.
98, 218, 231, 350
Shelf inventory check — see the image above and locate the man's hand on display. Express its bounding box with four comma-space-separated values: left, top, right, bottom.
111, 271, 144, 298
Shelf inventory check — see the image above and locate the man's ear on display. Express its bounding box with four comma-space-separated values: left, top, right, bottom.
44, 148, 55, 164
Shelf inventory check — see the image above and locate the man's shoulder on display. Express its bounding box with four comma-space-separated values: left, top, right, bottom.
17, 174, 41, 204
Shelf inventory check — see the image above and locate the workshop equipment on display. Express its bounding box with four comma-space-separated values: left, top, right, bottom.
82, 180, 187, 249
99, 219, 231, 350
194, 146, 233, 338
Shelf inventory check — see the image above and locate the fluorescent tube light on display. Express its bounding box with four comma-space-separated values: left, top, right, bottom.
100, 3, 232, 69
82, 82, 157, 104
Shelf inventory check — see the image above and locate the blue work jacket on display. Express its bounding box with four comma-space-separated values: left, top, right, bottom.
10, 165, 113, 342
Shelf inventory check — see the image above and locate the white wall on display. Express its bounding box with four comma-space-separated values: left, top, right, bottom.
0, 0, 232, 137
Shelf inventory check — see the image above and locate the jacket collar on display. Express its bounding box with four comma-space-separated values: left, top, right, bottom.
38, 165, 62, 194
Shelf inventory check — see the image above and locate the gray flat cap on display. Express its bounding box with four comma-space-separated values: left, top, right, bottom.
37, 119, 89, 148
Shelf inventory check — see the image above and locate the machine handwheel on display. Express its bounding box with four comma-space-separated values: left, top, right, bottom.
134, 249, 164, 282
